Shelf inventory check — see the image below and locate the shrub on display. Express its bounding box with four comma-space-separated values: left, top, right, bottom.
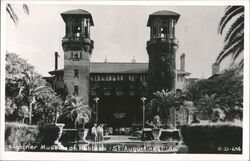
5, 122, 39, 151
179, 122, 242, 153
36, 123, 62, 146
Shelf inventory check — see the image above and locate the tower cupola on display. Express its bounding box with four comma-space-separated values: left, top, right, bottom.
61, 9, 94, 53
147, 10, 180, 40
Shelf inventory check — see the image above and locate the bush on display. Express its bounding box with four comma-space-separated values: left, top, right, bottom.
179, 122, 242, 153
5, 122, 39, 151
36, 123, 62, 146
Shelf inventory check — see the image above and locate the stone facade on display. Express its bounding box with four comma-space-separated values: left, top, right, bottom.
49, 9, 190, 127
146, 11, 180, 94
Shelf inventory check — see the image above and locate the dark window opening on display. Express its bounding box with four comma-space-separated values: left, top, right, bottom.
79, 52, 82, 59
73, 24, 81, 37
85, 26, 88, 37
74, 53, 79, 60
74, 86, 78, 95
161, 27, 168, 38
74, 69, 79, 78
153, 27, 156, 38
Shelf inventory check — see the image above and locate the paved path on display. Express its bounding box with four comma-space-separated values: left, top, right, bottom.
102, 135, 141, 143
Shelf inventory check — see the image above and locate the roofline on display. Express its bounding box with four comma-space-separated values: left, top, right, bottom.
91, 62, 148, 64
61, 10, 94, 26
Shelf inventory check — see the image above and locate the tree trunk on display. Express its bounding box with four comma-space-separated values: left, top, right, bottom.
29, 102, 32, 124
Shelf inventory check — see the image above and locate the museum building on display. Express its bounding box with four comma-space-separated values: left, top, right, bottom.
48, 9, 190, 127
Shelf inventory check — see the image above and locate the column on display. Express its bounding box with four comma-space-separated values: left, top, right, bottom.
81, 18, 85, 37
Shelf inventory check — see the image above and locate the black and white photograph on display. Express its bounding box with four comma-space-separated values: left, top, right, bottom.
1, 0, 249, 160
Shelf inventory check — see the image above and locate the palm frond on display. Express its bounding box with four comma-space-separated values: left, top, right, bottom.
22, 4, 29, 15
6, 4, 18, 24
239, 59, 244, 69
219, 6, 244, 34
216, 35, 243, 64
224, 15, 244, 44
232, 45, 244, 61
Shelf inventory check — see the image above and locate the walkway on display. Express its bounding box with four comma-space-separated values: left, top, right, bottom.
102, 135, 140, 143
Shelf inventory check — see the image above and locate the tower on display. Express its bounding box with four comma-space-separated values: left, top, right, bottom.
212, 63, 220, 75
61, 9, 94, 102
146, 10, 180, 94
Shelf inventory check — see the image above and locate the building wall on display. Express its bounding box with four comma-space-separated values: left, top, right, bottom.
176, 74, 186, 90
64, 50, 90, 102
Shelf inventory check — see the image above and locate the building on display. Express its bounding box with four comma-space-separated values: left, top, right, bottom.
48, 9, 190, 127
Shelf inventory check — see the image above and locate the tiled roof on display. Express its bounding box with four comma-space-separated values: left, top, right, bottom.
150, 10, 180, 16
147, 10, 180, 26
61, 9, 94, 26
90, 62, 148, 73
61, 9, 91, 15
48, 62, 190, 75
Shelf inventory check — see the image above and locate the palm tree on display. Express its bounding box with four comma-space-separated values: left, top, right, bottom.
6, 4, 29, 24
147, 90, 177, 126
18, 71, 54, 124
198, 94, 221, 121
216, 6, 244, 69
35, 90, 63, 124
61, 95, 92, 129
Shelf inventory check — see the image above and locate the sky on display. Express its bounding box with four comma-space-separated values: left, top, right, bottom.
5, 4, 230, 78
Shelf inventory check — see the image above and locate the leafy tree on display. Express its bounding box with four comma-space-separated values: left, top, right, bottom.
36, 92, 63, 124
17, 106, 30, 123
185, 65, 243, 121
6, 52, 34, 98
6, 4, 29, 24
5, 52, 34, 121
18, 71, 54, 124
217, 6, 244, 69
5, 52, 55, 124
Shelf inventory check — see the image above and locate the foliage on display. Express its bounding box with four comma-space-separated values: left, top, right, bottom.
185, 66, 243, 121
197, 94, 221, 121
179, 123, 242, 153
146, 90, 180, 126
6, 52, 34, 98
6, 4, 29, 24
36, 92, 64, 124
217, 6, 244, 69
5, 52, 56, 124
58, 95, 92, 129
5, 122, 38, 151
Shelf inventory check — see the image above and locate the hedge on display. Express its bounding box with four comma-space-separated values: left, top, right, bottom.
179, 122, 242, 154
5, 122, 39, 151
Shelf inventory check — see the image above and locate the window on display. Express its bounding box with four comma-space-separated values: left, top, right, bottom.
79, 52, 82, 59
74, 69, 79, 78
74, 86, 78, 95
74, 53, 79, 60
161, 27, 168, 38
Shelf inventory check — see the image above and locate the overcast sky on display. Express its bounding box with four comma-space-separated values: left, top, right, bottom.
6, 4, 230, 78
